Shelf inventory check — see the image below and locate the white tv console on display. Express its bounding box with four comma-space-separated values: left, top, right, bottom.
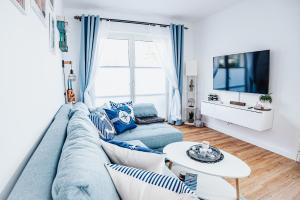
201, 100, 273, 131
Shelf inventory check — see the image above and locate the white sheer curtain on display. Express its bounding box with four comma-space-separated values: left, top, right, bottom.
84, 20, 111, 109
150, 26, 182, 123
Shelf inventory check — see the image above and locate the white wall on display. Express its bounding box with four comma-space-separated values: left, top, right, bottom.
195, 0, 300, 159
63, 8, 196, 120
0, 1, 65, 198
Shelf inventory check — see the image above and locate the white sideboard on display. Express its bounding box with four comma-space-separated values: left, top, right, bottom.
201, 100, 274, 131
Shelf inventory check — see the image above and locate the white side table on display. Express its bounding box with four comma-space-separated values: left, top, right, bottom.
163, 142, 251, 200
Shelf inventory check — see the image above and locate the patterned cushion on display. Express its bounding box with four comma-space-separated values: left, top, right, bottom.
89, 111, 116, 141
110, 101, 135, 119
105, 164, 197, 200
104, 106, 137, 134
101, 140, 165, 173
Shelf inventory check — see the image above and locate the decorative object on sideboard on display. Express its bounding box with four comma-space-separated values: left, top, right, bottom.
194, 109, 204, 128
259, 93, 272, 108
230, 100, 246, 107
228, 92, 246, 106
188, 111, 194, 123
62, 60, 76, 103
208, 93, 219, 101
57, 18, 68, 52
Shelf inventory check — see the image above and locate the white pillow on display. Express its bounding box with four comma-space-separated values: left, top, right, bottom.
101, 140, 165, 173
105, 164, 197, 200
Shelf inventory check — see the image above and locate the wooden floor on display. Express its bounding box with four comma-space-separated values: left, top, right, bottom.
177, 125, 300, 200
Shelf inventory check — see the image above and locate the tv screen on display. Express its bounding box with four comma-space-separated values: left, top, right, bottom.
213, 50, 270, 94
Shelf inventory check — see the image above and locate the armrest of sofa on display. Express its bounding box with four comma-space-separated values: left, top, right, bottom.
8, 104, 71, 200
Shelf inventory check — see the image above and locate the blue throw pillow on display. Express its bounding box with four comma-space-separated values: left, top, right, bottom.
104, 106, 137, 134
89, 111, 116, 141
110, 101, 135, 119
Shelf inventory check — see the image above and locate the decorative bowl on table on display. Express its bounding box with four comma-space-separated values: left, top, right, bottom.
186, 143, 224, 164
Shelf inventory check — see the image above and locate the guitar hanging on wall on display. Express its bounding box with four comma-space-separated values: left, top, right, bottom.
62, 60, 76, 104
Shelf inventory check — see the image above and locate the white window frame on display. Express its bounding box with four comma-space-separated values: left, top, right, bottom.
95, 32, 169, 115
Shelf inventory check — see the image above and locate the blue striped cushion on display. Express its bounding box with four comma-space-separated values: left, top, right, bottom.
89, 112, 116, 141
105, 164, 197, 200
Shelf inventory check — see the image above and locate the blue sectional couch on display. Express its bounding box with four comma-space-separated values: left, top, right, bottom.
8, 103, 183, 200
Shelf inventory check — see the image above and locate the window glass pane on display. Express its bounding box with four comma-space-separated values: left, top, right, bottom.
95, 96, 131, 107
135, 68, 166, 95
135, 95, 167, 118
99, 39, 129, 66
95, 68, 130, 97
135, 41, 160, 67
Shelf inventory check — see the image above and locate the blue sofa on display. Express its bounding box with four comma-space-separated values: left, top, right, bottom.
7, 103, 183, 200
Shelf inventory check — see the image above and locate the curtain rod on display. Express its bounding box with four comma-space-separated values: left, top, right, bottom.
73, 16, 188, 30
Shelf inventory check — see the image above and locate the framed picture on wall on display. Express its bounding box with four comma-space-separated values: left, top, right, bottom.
48, 0, 54, 10
49, 12, 56, 53
10, 0, 27, 14
31, 0, 46, 25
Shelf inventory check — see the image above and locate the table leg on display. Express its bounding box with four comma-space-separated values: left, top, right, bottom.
235, 178, 240, 200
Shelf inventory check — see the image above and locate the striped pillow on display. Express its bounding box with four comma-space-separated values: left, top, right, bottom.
105, 164, 197, 200
89, 111, 116, 141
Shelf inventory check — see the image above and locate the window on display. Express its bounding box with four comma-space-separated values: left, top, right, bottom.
95, 36, 167, 118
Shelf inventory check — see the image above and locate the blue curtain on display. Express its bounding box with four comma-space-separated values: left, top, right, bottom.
170, 24, 184, 125
79, 15, 100, 103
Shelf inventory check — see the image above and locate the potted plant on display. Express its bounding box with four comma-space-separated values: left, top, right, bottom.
259, 93, 272, 109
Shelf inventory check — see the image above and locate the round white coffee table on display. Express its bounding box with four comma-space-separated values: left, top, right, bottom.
163, 141, 251, 200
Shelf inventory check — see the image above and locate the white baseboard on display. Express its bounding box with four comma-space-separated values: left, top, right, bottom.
204, 122, 296, 161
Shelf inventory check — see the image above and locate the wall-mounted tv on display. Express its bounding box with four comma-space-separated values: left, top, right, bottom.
213, 50, 270, 94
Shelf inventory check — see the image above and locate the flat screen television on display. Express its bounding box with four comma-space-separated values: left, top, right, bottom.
213, 50, 270, 94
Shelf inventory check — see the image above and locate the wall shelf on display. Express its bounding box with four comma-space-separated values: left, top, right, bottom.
201, 100, 274, 131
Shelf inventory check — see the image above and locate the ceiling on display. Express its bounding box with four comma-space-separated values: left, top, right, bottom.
63, 0, 243, 21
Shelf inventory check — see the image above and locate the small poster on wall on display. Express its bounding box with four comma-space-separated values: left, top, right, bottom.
10, 0, 27, 14
32, 0, 46, 24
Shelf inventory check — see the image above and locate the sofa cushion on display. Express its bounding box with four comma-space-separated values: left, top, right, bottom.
133, 103, 158, 118
69, 102, 90, 118
110, 101, 135, 119
52, 110, 120, 200
135, 116, 165, 125
101, 140, 165, 173
105, 164, 197, 200
114, 123, 183, 150
104, 107, 137, 134
89, 111, 116, 141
